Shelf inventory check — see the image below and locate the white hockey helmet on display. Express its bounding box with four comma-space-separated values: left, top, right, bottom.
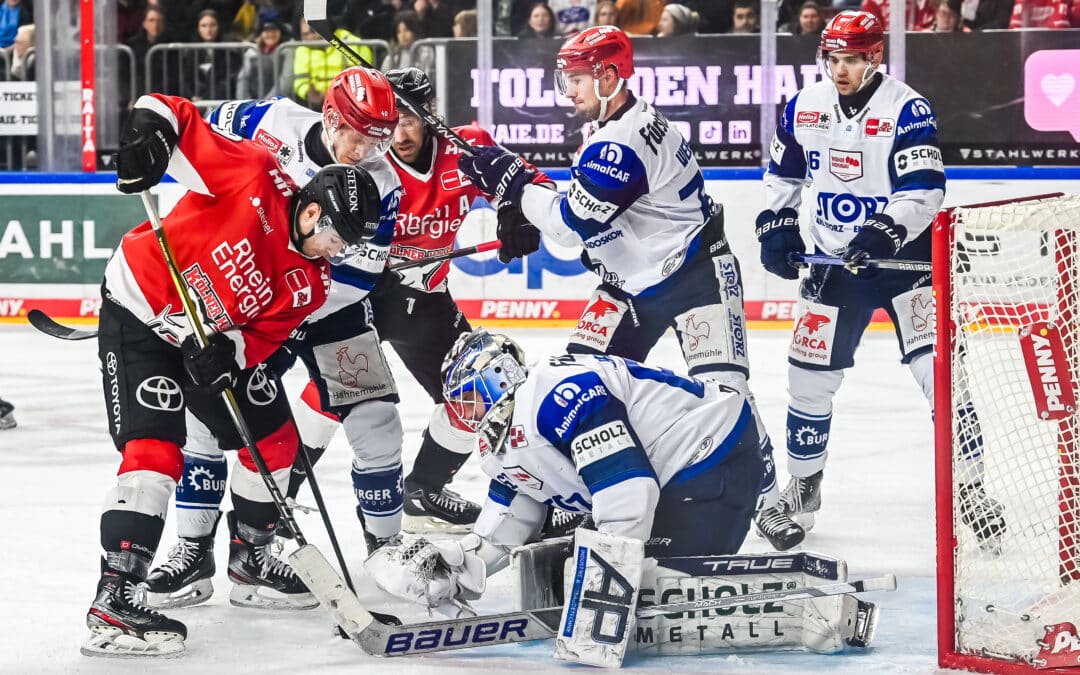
441, 329, 527, 434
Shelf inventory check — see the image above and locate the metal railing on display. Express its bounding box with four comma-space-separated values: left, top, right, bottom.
141, 40, 390, 104
0, 49, 33, 170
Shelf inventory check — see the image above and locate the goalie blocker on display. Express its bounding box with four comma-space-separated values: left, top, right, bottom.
514, 533, 879, 661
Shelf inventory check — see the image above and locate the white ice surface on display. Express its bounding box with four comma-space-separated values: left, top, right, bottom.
0, 325, 951, 673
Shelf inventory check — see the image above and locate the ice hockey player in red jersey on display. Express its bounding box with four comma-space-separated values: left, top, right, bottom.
283, 67, 558, 534
82, 92, 381, 658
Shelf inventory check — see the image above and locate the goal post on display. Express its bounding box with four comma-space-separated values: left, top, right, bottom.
935, 192, 1080, 673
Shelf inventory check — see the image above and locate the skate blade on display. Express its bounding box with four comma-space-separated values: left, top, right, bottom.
228, 583, 319, 610
80, 627, 185, 658
792, 511, 817, 533
138, 579, 214, 609
403, 514, 473, 535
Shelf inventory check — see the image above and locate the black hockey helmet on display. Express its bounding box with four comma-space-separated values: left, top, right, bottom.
294, 163, 381, 251
385, 67, 434, 111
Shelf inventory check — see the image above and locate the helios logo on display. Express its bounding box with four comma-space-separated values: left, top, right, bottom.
1019, 323, 1076, 421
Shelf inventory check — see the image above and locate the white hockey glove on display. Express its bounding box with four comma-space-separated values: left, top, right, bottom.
365, 536, 487, 618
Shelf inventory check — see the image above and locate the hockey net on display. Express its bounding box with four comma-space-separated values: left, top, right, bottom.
935, 193, 1080, 673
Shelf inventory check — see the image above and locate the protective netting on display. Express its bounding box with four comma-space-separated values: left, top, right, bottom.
948, 194, 1080, 666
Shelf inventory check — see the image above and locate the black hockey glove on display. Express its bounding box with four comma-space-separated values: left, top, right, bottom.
755, 208, 804, 280
115, 107, 178, 194
496, 201, 541, 263
843, 214, 907, 276
458, 145, 536, 204
181, 333, 240, 394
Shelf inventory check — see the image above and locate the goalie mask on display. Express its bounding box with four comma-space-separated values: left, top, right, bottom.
442, 329, 527, 434
817, 11, 884, 91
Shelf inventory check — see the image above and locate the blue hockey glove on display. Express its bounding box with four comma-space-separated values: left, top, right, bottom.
843, 214, 907, 275
458, 145, 536, 204
755, 208, 804, 280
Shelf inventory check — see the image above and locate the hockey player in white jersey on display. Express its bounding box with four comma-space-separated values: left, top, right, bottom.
456, 25, 803, 551
366, 329, 879, 666
141, 66, 411, 609
756, 11, 1004, 547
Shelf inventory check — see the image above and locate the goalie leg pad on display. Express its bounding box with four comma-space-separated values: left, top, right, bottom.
634, 550, 881, 656
511, 537, 573, 611
555, 528, 644, 668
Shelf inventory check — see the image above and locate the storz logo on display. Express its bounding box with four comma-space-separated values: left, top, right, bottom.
815, 192, 888, 225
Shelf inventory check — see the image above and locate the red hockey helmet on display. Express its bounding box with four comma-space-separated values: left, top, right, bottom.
554, 25, 634, 95
322, 67, 399, 161
819, 11, 884, 64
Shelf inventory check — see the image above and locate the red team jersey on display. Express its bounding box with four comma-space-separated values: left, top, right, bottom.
386, 125, 550, 291
104, 94, 331, 368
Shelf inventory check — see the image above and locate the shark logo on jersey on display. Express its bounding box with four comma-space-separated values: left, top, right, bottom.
790, 305, 838, 366
797, 311, 831, 334
584, 298, 620, 320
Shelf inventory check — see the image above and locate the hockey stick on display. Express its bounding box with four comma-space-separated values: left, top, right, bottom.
27, 309, 98, 340
136, 191, 385, 631
28, 241, 507, 341
790, 252, 931, 273
290, 561, 896, 657
302, 0, 476, 156
389, 240, 502, 272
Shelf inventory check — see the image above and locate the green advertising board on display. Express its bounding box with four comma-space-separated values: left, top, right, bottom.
0, 193, 151, 283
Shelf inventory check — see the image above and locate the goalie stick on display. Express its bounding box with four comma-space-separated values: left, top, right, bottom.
303, 0, 476, 157
790, 252, 932, 272
291, 549, 897, 658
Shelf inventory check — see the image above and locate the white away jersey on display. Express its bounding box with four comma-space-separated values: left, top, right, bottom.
521, 94, 716, 296
763, 74, 945, 254
473, 354, 751, 546
207, 97, 402, 318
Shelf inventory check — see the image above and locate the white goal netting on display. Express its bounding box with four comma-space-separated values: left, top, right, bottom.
945, 194, 1080, 667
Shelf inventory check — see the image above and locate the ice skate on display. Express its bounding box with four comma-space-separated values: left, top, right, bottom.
0, 399, 15, 430
139, 534, 216, 609
959, 481, 1007, 553
754, 505, 806, 551
227, 512, 318, 610
779, 470, 823, 531
403, 484, 481, 534
82, 571, 186, 658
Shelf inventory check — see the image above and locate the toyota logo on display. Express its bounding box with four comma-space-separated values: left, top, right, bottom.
246, 364, 278, 406
106, 352, 117, 376
136, 376, 184, 412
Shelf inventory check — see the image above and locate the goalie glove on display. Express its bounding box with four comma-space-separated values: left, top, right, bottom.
365, 536, 487, 618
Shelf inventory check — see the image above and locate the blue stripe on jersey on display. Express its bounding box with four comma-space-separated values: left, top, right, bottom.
561, 142, 649, 240
579, 449, 658, 494
536, 371, 618, 449
890, 98, 945, 192
488, 477, 517, 506
768, 94, 807, 180
330, 262, 379, 291
330, 189, 400, 291
667, 402, 751, 486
